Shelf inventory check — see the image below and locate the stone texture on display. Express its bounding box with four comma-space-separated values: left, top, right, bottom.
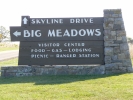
104, 14, 111, 17
105, 63, 119, 70
104, 31, 116, 40
104, 9, 132, 74
119, 14, 122, 17
112, 55, 117, 60
120, 43, 129, 51
113, 24, 121, 30
117, 30, 126, 36
105, 47, 113, 56
118, 53, 125, 60
124, 50, 130, 59
104, 40, 114, 46
114, 47, 120, 54
114, 18, 123, 24
1, 65, 106, 77
112, 14, 119, 17
104, 30, 110, 35
105, 56, 111, 64
121, 24, 125, 30
117, 36, 122, 41
127, 67, 133, 73
122, 60, 132, 67
103, 23, 114, 29
108, 18, 114, 22
122, 36, 127, 43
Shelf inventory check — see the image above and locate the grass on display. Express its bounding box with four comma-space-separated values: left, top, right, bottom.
0, 74, 133, 100
0, 47, 19, 52
0, 58, 18, 66
0, 42, 19, 52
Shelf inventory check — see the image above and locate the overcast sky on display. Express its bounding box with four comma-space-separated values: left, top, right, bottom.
0, 0, 133, 38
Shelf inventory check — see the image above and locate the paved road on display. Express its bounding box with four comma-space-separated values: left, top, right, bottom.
0, 50, 19, 61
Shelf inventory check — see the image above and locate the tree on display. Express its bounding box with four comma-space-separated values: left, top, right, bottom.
127, 37, 133, 44
0, 26, 10, 42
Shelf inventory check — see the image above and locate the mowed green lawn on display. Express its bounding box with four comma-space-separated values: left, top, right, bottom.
0, 74, 133, 100
0, 58, 18, 66
0, 47, 133, 100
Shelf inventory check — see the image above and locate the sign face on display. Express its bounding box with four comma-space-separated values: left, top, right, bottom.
10, 16, 104, 65
20, 17, 103, 26
10, 25, 103, 41
18, 41, 104, 65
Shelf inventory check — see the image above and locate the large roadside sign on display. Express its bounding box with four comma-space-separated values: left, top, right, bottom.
10, 16, 104, 65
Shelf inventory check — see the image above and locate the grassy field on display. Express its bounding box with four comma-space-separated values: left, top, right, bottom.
0, 47, 19, 52
0, 73, 133, 100
0, 58, 18, 66
0, 42, 19, 52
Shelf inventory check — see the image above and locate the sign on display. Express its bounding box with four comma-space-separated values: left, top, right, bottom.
10, 16, 104, 65
10, 25, 103, 41
19, 41, 104, 65
21, 17, 103, 26
21, 16, 30, 26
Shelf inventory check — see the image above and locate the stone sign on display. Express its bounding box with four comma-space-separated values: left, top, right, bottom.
2, 9, 132, 77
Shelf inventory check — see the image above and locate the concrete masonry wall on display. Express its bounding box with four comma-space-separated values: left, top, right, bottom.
1, 9, 133, 77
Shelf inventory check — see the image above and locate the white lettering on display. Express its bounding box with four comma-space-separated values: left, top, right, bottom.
95, 29, 101, 36
79, 29, 86, 36
47, 29, 101, 37
35, 30, 41, 37
70, 19, 74, 23
41, 19, 45, 24
63, 29, 70, 37
56, 29, 62, 37
84, 19, 89, 23
31, 19, 35, 24
56, 54, 76, 58
68, 48, 91, 52
36, 19, 41, 24
24, 30, 30, 37
86, 29, 95, 36
79, 54, 100, 58
76, 19, 80, 23
64, 43, 85, 47
90, 18, 93, 23
31, 54, 48, 58
31, 49, 45, 52
52, 49, 62, 52
24, 30, 41, 37
38, 43, 60, 47
69, 18, 94, 24
60, 19, 63, 24
71, 29, 78, 36
48, 30, 55, 37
